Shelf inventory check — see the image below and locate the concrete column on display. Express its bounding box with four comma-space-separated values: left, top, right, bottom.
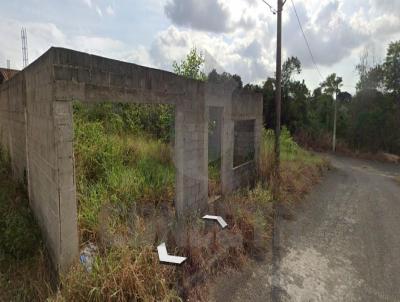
174, 91, 208, 217
53, 100, 79, 272
174, 103, 185, 216
221, 104, 234, 195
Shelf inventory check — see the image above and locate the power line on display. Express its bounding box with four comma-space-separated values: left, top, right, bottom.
290, 0, 324, 81
261, 0, 277, 14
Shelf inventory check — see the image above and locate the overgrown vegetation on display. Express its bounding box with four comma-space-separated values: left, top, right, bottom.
258, 128, 329, 205
1, 104, 324, 301
1, 47, 330, 301
0, 148, 53, 301
244, 40, 400, 157
52, 102, 181, 301
73, 102, 175, 242
208, 158, 221, 197
173, 47, 207, 81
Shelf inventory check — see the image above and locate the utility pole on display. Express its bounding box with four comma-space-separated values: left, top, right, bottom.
269, 2, 285, 300
274, 0, 283, 186
332, 92, 337, 152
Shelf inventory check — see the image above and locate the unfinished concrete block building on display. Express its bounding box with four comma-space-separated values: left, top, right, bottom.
0, 47, 263, 272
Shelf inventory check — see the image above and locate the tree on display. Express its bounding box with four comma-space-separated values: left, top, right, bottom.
207, 69, 243, 88
282, 56, 301, 86
320, 73, 343, 151
321, 73, 343, 96
172, 47, 207, 81
337, 91, 352, 103
383, 41, 400, 96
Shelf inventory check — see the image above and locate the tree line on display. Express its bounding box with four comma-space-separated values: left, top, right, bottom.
173, 42, 400, 155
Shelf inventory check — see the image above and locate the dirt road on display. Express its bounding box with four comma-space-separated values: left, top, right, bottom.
211, 155, 400, 301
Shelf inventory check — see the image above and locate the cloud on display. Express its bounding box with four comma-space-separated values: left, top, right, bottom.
283, 0, 366, 67
0, 18, 129, 70
351, 4, 400, 39
95, 6, 103, 17
148, 25, 275, 84
164, 0, 231, 33
106, 5, 115, 16
83, 0, 92, 8
71, 36, 124, 56
239, 40, 263, 59
372, 0, 400, 13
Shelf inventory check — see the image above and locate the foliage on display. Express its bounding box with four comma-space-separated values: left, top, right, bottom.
257, 127, 329, 205
261, 127, 321, 162
350, 40, 400, 153
320, 73, 343, 96
73, 102, 175, 240
245, 40, 400, 155
208, 69, 243, 88
0, 147, 53, 301
347, 90, 400, 153
173, 47, 207, 81
74, 102, 174, 142
282, 56, 301, 86
61, 246, 180, 301
384, 41, 400, 96
0, 149, 41, 260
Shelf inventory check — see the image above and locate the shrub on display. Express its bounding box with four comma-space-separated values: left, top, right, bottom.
0, 149, 41, 260
73, 103, 175, 241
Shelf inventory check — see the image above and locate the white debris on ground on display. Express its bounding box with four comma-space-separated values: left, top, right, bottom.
79, 242, 98, 273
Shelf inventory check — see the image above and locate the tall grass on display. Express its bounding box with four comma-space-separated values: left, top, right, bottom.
258, 127, 329, 204
0, 147, 53, 301
61, 246, 181, 301
59, 103, 180, 301
73, 102, 175, 241
208, 159, 221, 197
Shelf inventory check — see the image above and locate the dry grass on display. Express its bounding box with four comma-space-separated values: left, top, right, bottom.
0, 250, 54, 302
0, 148, 54, 301
0, 121, 329, 301
60, 246, 180, 302
295, 130, 400, 165
280, 160, 329, 211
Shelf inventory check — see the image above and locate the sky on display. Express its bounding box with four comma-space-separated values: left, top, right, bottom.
1, 0, 400, 94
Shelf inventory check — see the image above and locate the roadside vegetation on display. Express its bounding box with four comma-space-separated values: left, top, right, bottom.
0, 48, 328, 301
59, 102, 181, 300
72, 102, 175, 242
259, 128, 329, 206
0, 117, 327, 301
0, 148, 53, 301
244, 41, 400, 159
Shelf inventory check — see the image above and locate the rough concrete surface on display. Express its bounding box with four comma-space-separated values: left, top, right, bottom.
0, 47, 263, 272
210, 154, 400, 301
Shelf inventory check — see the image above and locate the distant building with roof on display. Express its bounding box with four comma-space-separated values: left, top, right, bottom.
0, 68, 19, 84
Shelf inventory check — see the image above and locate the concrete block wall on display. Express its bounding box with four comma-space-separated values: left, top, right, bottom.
208, 107, 223, 162
0, 71, 27, 181
232, 90, 263, 165
24, 51, 79, 272
0, 47, 263, 273
233, 120, 256, 167
50, 47, 209, 217
233, 161, 256, 190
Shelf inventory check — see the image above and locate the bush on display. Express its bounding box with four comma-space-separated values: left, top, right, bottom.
61, 246, 180, 301
0, 149, 41, 260
73, 103, 175, 241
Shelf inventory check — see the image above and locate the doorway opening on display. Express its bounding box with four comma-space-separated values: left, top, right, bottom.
208, 106, 223, 199
72, 102, 176, 243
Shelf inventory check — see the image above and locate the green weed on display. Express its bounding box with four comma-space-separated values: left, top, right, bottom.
0, 147, 53, 301
73, 103, 175, 241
